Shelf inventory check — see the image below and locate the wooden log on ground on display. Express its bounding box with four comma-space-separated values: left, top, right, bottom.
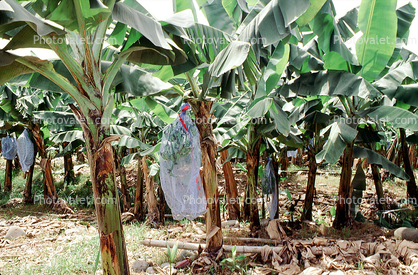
191, 234, 281, 245
140, 239, 283, 254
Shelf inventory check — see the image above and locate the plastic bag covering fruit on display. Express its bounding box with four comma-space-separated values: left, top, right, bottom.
159, 103, 207, 220
1, 135, 17, 160
261, 158, 278, 219
16, 129, 34, 172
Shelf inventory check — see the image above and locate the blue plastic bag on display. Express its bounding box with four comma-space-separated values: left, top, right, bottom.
1, 135, 17, 160
159, 103, 207, 220
17, 129, 34, 172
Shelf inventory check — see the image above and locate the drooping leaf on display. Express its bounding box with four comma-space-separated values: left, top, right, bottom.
102, 62, 173, 97
140, 143, 161, 157
213, 93, 249, 126
0, 53, 36, 86
353, 146, 409, 180
382, 83, 418, 108
1, 0, 65, 36
368, 106, 418, 131
54, 139, 84, 158
396, 3, 416, 40
208, 41, 250, 78
115, 135, 150, 150
352, 163, 366, 190
184, 23, 230, 65
112, 2, 171, 50
33, 111, 79, 126
268, 99, 290, 136
238, 0, 310, 51
374, 61, 418, 91
51, 130, 84, 144
278, 71, 381, 100
110, 125, 131, 136
3, 25, 54, 50
316, 120, 357, 164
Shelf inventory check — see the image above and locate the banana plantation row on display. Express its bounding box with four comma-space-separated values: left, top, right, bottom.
1, 0, 418, 274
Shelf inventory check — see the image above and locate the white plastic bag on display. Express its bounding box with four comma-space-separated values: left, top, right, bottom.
159, 103, 207, 220
261, 158, 278, 219
17, 129, 34, 172
1, 135, 17, 160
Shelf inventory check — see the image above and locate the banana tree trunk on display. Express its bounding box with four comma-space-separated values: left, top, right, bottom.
86, 140, 129, 275
242, 185, 250, 220
142, 156, 161, 226
410, 145, 417, 169
14, 155, 20, 170
280, 149, 288, 177
134, 158, 144, 221
272, 156, 280, 219
117, 147, 131, 212
220, 149, 240, 221
68, 98, 130, 275
333, 142, 354, 228
386, 136, 397, 161
246, 125, 261, 233
40, 158, 57, 204
400, 128, 418, 201
4, 159, 12, 192
296, 148, 303, 167
119, 164, 131, 212
157, 184, 165, 226
23, 157, 36, 203
32, 124, 57, 204
302, 149, 317, 221
77, 148, 86, 163
63, 143, 75, 185
371, 164, 386, 211
193, 101, 223, 253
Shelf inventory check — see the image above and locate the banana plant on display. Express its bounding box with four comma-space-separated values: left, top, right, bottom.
154, 0, 316, 236
0, 0, 190, 272
114, 96, 172, 225
277, 0, 414, 228
0, 84, 66, 203
285, 97, 331, 221
369, 67, 418, 203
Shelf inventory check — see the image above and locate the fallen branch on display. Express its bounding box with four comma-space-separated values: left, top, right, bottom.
141, 239, 283, 254
192, 234, 280, 245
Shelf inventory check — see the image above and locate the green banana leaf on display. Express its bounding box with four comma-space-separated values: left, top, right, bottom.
316, 120, 357, 164
353, 146, 409, 180
278, 71, 381, 100
368, 106, 418, 131
356, 0, 397, 82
